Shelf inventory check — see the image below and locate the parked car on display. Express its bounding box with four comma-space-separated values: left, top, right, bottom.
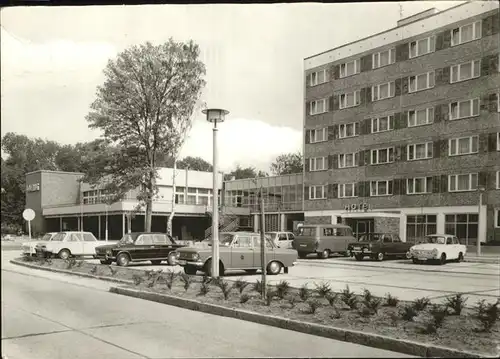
347, 233, 413, 261
35, 231, 115, 259
175, 231, 298, 276
407, 234, 466, 265
22, 232, 58, 256
265, 231, 296, 249
293, 224, 355, 259
94, 232, 185, 266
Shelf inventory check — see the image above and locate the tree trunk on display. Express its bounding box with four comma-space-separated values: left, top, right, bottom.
145, 198, 153, 232
167, 159, 177, 236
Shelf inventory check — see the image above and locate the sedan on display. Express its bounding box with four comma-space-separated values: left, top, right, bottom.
407, 234, 466, 265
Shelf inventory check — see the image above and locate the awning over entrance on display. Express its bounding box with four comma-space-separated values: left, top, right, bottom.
340, 211, 402, 219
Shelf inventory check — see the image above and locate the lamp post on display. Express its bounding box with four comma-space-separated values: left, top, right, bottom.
477, 186, 485, 256
203, 108, 229, 278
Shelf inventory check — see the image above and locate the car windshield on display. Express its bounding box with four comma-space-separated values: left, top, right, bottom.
51, 233, 65, 241
358, 234, 381, 242
119, 235, 135, 245
41, 233, 53, 241
423, 236, 446, 244
297, 227, 316, 236
265, 232, 277, 238
220, 233, 234, 246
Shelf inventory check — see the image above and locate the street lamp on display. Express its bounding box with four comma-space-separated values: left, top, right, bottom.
477, 185, 486, 256
202, 108, 229, 278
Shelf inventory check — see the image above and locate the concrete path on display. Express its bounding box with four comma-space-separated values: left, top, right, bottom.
1, 251, 412, 359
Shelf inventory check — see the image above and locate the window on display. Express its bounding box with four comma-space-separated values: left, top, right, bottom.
370, 180, 392, 196
372, 48, 396, 69
83, 190, 98, 205
339, 183, 357, 198
252, 236, 273, 248
309, 185, 326, 200
339, 90, 360, 109
371, 115, 393, 133
310, 98, 327, 115
136, 234, 154, 245
340, 59, 361, 78
153, 234, 168, 244
83, 233, 96, 242
310, 69, 327, 86
449, 136, 479, 156
372, 81, 395, 101
445, 213, 478, 245
449, 173, 478, 192
309, 157, 326, 171
450, 60, 481, 83
497, 132, 500, 151
233, 236, 252, 248
497, 171, 499, 190
407, 177, 432, 194
451, 21, 482, 46
371, 147, 395, 165
339, 122, 358, 138
339, 152, 358, 168
495, 209, 500, 228
408, 108, 434, 127
310, 128, 327, 143
409, 36, 435, 58
449, 98, 480, 120
409, 72, 435, 93
407, 142, 433, 160
407, 215, 437, 243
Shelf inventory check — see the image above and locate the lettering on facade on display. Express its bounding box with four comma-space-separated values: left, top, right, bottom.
344, 203, 371, 212
26, 183, 40, 193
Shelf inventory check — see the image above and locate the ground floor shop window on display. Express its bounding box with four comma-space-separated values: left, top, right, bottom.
445, 213, 478, 245
406, 215, 437, 243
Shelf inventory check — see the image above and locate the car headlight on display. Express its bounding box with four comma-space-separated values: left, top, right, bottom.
106, 249, 112, 255
192, 253, 200, 261
174, 252, 180, 258
432, 248, 438, 257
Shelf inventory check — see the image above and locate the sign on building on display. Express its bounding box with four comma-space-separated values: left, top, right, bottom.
26, 183, 40, 193
344, 203, 371, 212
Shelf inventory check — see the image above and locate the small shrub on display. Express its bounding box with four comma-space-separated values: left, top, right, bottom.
265, 290, 276, 306
76, 260, 84, 267
89, 265, 98, 275
305, 299, 321, 314
445, 294, 467, 316
365, 297, 383, 314
108, 265, 118, 276
197, 282, 210, 296
330, 306, 341, 319
65, 258, 77, 269
358, 305, 373, 318
429, 304, 448, 328
314, 282, 332, 299
475, 300, 500, 332
179, 273, 193, 291
218, 279, 232, 300
144, 270, 155, 281
385, 293, 399, 307
388, 312, 399, 326
287, 295, 297, 308
341, 285, 358, 309
362, 288, 373, 303
233, 278, 250, 294
132, 274, 143, 286
299, 284, 311, 302
253, 280, 263, 294
413, 297, 431, 311
401, 304, 418, 321
276, 280, 290, 299
240, 293, 250, 304
326, 293, 338, 307
201, 273, 212, 284
165, 271, 176, 290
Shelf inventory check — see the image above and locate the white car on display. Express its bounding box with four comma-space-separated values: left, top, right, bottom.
22, 232, 58, 256
35, 231, 116, 260
407, 234, 466, 265
265, 231, 296, 249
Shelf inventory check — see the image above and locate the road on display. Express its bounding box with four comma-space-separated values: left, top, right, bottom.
1, 251, 411, 358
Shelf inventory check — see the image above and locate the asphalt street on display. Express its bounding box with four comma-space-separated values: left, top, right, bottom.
1, 251, 412, 359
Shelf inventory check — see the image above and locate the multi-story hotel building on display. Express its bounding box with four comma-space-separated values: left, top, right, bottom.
303, 1, 500, 243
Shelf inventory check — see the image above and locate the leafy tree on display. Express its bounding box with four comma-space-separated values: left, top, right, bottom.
270, 152, 303, 176
177, 156, 212, 172
83, 40, 206, 232
224, 165, 268, 180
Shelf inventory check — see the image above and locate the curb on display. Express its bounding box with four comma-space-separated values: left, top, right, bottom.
9, 260, 134, 285
109, 286, 490, 358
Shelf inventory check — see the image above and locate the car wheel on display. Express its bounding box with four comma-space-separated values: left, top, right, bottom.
457, 252, 464, 263
406, 251, 412, 259
412, 258, 420, 264
318, 249, 330, 259
116, 253, 130, 267
354, 254, 364, 261
100, 259, 112, 265
439, 253, 447, 265
298, 252, 308, 259
376, 252, 385, 261
204, 259, 225, 277
167, 252, 177, 266
342, 251, 350, 257
184, 265, 197, 275
151, 260, 162, 265
267, 261, 282, 275
58, 249, 71, 260
244, 269, 258, 274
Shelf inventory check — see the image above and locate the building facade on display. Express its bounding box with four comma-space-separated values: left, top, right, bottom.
303, 1, 500, 243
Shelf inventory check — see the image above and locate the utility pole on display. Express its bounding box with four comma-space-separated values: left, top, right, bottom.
260, 186, 267, 299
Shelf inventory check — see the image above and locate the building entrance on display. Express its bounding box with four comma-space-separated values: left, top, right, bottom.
345, 218, 374, 239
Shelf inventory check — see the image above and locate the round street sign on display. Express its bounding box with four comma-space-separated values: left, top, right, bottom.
23, 208, 35, 221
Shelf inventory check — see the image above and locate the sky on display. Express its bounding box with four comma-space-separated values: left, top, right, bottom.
0, 1, 466, 172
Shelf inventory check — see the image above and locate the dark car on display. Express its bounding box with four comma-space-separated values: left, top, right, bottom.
94, 232, 186, 267
347, 233, 413, 261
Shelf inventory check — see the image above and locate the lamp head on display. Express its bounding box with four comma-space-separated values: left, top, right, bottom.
202, 108, 229, 124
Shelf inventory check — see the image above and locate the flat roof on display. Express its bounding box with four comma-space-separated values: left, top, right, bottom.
25, 170, 84, 176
